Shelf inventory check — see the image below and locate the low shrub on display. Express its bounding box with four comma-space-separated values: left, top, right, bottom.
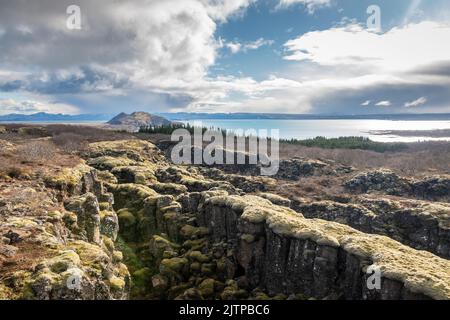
281, 136, 408, 153
16, 140, 58, 163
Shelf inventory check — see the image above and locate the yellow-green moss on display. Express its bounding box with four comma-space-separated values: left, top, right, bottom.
188, 251, 210, 263
208, 194, 450, 300
87, 156, 136, 171
109, 275, 126, 291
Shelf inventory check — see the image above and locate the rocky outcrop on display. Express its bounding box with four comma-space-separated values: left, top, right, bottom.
197, 193, 450, 300
80, 139, 450, 300
344, 169, 450, 201
5, 137, 448, 301
274, 158, 328, 180
344, 169, 412, 196
0, 178, 129, 300
290, 198, 450, 259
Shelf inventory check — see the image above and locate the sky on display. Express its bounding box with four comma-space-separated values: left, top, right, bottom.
0, 0, 450, 115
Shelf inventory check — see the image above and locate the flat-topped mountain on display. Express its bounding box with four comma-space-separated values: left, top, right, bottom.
108, 112, 171, 128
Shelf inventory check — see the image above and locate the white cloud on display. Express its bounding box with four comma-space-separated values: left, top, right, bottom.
376, 100, 392, 107
405, 96, 427, 107
202, 0, 255, 22
0, 0, 255, 85
0, 98, 79, 115
224, 38, 274, 54
277, 0, 331, 13
226, 42, 242, 54
361, 100, 371, 106
284, 22, 450, 73
0, 2, 449, 115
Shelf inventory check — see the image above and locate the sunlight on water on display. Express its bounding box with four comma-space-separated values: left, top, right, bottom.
184, 120, 450, 142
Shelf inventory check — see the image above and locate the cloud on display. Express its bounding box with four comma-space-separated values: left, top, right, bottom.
0, 1, 449, 115
376, 100, 392, 107
0, 0, 255, 113
361, 100, 371, 106
277, 21, 450, 113
284, 22, 450, 74
224, 38, 274, 54
0, 98, 79, 115
405, 96, 427, 107
0, 0, 255, 85
277, 0, 331, 13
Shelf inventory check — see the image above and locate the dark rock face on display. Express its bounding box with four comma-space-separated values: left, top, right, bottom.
344, 169, 412, 196
291, 198, 450, 259
344, 169, 450, 201
195, 194, 445, 300
274, 158, 327, 180
413, 176, 450, 201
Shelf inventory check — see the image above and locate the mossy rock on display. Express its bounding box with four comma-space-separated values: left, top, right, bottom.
160, 257, 188, 274
240, 234, 256, 243
87, 156, 136, 171
46, 250, 81, 273
111, 184, 158, 210
96, 170, 119, 184
188, 251, 210, 263
108, 275, 126, 291
102, 236, 115, 253
190, 262, 201, 273
198, 278, 215, 299
149, 235, 180, 263
200, 263, 216, 276
99, 202, 111, 211
111, 166, 156, 185
183, 238, 209, 251
68, 241, 110, 272
117, 209, 136, 241
44, 164, 91, 193
99, 210, 119, 240
180, 225, 209, 240
112, 251, 123, 263
152, 183, 188, 195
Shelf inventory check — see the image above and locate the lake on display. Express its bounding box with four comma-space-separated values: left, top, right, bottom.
183, 119, 450, 142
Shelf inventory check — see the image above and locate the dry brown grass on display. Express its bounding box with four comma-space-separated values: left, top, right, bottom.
274, 175, 350, 203
46, 125, 134, 142
0, 138, 82, 182
279, 141, 450, 177
16, 140, 58, 163
52, 132, 89, 153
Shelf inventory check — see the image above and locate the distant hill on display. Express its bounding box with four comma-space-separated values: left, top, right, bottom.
0, 112, 111, 122
2, 111, 450, 123
107, 112, 172, 129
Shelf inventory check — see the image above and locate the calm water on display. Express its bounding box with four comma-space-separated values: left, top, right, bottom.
184, 119, 450, 142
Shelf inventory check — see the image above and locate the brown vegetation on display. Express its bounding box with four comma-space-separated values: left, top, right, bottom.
279, 141, 450, 176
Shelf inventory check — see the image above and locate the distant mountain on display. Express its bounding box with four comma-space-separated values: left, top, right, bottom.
0, 112, 111, 122
2, 111, 450, 123
108, 112, 172, 128
159, 112, 450, 121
